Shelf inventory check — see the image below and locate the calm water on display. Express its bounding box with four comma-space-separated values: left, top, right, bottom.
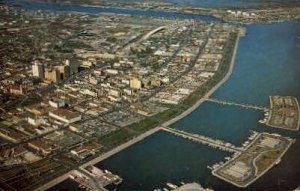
6, 1, 300, 190
98, 132, 231, 190
154, 0, 300, 8
48, 179, 83, 191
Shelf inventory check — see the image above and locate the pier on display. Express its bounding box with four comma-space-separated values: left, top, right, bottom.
205, 98, 268, 111
161, 127, 243, 153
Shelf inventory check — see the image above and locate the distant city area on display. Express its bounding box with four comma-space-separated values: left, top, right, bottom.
0, 1, 300, 191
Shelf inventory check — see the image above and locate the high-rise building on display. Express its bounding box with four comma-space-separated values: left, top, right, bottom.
44, 68, 61, 83
32, 61, 44, 79
58, 65, 70, 81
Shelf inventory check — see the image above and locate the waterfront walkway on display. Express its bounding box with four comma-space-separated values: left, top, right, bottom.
205, 98, 268, 111
161, 127, 242, 153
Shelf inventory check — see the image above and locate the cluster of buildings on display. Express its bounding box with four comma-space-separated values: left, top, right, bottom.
222, 7, 300, 24
226, 10, 256, 18
151, 24, 236, 105
32, 59, 80, 83
263, 96, 300, 130
0, 6, 240, 166
0, 4, 242, 190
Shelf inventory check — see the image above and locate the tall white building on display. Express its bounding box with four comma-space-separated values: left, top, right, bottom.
32, 61, 44, 79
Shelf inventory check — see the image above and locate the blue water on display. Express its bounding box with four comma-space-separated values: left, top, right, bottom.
98, 132, 231, 190
213, 21, 300, 105
155, 0, 300, 8
171, 102, 264, 146
159, 0, 259, 7
47, 179, 82, 191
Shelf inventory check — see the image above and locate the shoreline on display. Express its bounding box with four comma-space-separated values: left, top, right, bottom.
35, 28, 243, 191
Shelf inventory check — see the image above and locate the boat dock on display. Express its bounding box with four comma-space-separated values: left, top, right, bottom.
69, 166, 123, 191
205, 98, 268, 111
161, 127, 243, 153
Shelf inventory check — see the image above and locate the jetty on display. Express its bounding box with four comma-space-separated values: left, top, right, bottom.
161, 127, 242, 153
205, 98, 268, 111
69, 166, 122, 191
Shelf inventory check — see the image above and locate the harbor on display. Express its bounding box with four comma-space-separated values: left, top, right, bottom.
68, 166, 122, 191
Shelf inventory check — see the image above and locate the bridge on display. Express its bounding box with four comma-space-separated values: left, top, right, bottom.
161, 127, 243, 153
205, 98, 269, 111
141, 26, 168, 41
123, 26, 169, 53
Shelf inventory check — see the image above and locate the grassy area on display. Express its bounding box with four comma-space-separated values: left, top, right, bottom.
99, 108, 180, 148
255, 149, 283, 175
99, 128, 137, 148
247, 145, 264, 153
127, 108, 180, 132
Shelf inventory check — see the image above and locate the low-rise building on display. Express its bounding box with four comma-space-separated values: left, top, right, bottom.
44, 68, 61, 83
28, 138, 58, 155
49, 109, 81, 124
130, 78, 142, 89
49, 99, 65, 108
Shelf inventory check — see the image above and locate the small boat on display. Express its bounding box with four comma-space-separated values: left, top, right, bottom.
166, 183, 178, 189
259, 119, 266, 124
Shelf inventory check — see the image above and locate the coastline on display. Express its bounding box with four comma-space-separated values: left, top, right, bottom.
34, 28, 243, 191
